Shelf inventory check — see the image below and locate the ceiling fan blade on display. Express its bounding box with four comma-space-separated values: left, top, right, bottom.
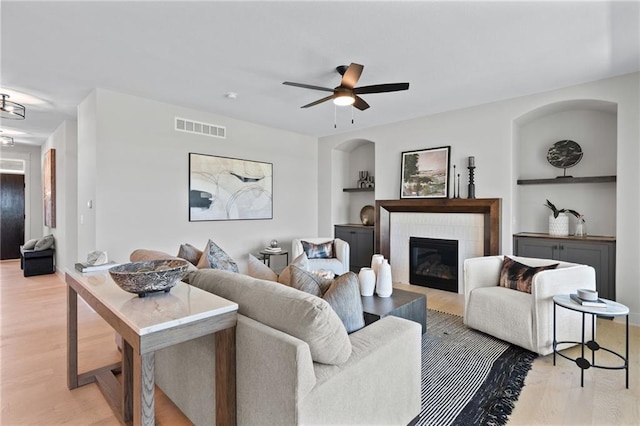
340, 63, 364, 89
283, 81, 334, 92
353, 82, 410, 94
301, 94, 335, 108
353, 96, 370, 111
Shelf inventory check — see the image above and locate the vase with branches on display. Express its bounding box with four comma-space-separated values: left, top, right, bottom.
544, 199, 581, 236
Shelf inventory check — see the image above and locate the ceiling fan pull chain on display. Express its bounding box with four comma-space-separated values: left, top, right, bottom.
351, 106, 354, 124
334, 105, 337, 128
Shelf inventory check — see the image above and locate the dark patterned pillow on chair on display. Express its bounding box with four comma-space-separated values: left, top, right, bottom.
301, 240, 334, 259
499, 256, 558, 293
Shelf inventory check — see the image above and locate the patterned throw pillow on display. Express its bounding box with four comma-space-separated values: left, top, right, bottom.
499, 256, 559, 293
177, 243, 203, 266
301, 240, 334, 259
290, 266, 365, 333
34, 234, 55, 251
196, 239, 239, 273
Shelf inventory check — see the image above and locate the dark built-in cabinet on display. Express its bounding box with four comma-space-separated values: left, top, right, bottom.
335, 224, 375, 273
513, 233, 616, 300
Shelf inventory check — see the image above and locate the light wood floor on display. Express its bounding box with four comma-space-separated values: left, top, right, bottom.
2, 262, 638, 425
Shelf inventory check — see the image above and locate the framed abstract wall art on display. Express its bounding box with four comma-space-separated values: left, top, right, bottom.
189, 153, 273, 221
43, 148, 56, 227
400, 146, 451, 199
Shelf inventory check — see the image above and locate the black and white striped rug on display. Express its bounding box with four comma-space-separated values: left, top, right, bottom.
418, 310, 537, 426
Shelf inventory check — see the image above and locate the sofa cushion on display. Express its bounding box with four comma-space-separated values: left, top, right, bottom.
247, 254, 278, 282
23, 238, 38, 250
301, 240, 334, 259
187, 269, 352, 365
196, 239, 238, 273
499, 256, 558, 293
277, 252, 309, 286
291, 266, 365, 334
34, 234, 55, 251
130, 249, 198, 273
177, 243, 203, 266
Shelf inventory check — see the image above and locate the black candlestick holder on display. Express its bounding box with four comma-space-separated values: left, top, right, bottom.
467, 166, 476, 199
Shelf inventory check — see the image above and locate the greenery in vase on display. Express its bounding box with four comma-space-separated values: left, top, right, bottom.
544, 199, 581, 219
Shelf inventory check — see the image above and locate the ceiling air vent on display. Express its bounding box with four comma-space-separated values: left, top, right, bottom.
175, 117, 226, 139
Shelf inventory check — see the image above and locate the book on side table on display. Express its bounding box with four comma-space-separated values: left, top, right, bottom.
570, 293, 607, 307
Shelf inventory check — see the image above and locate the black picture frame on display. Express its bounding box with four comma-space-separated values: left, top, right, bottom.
189, 152, 273, 221
400, 146, 451, 199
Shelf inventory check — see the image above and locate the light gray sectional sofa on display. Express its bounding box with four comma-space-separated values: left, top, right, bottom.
155, 268, 422, 425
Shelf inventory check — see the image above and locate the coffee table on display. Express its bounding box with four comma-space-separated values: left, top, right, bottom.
66, 270, 239, 425
361, 288, 426, 333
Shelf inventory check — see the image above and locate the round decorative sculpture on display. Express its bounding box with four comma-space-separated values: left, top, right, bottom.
547, 140, 583, 177
360, 205, 375, 226
270, 239, 279, 248
109, 259, 189, 297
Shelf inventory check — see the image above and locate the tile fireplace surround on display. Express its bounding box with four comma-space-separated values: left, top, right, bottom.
375, 199, 501, 293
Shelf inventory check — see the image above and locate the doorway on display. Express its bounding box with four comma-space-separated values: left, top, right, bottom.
1, 173, 25, 260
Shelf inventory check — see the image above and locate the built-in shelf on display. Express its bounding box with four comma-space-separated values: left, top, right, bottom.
343, 187, 374, 192
517, 176, 616, 185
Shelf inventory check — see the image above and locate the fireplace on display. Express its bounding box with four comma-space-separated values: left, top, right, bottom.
409, 237, 458, 292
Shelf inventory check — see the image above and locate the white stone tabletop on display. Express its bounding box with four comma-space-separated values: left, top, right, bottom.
553, 294, 629, 316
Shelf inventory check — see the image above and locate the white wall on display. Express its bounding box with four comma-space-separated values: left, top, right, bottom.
0, 143, 42, 242
77, 89, 318, 271
318, 72, 640, 324
517, 108, 616, 236
41, 120, 78, 272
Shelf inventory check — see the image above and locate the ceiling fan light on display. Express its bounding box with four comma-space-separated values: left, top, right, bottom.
333, 93, 355, 106
0, 94, 26, 120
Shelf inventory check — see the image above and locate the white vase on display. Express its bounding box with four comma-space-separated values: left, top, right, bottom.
358, 267, 376, 296
548, 213, 569, 236
376, 259, 393, 298
371, 254, 384, 276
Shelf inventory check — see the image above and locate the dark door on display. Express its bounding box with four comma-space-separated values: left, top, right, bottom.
0, 173, 25, 260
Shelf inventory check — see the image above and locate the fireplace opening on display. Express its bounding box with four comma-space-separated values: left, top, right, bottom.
409, 237, 458, 292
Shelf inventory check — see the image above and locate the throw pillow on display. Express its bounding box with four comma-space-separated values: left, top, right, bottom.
177, 243, 203, 266
322, 272, 365, 333
301, 240, 334, 259
196, 239, 239, 273
499, 256, 559, 293
23, 238, 38, 250
247, 254, 278, 282
34, 234, 55, 251
290, 266, 365, 333
277, 252, 309, 286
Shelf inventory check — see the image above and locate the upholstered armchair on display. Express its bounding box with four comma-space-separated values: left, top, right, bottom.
291, 237, 350, 275
463, 255, 596, 356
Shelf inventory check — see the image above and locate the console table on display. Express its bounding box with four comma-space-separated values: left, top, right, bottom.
66, 270, 238, 425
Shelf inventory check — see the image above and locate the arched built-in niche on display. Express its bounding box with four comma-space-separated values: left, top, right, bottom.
513, 100, 617, 236
332, 138, 375, 225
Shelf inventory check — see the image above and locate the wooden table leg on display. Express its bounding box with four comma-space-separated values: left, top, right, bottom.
133, 351, 155, 426
215, 326, 236, 426
67, 285, 78, 390
123, 340, 134, 423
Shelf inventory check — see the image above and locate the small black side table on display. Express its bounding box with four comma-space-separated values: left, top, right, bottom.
257, 250, 289, 268
553, 294, 629, 388
361, 288, 426, 334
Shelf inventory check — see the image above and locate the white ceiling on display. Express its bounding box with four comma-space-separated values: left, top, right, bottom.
1, 1, 639, 145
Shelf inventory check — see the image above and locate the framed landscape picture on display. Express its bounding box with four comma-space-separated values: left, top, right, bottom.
400, 146, 451, 199
189, 153, 273, 221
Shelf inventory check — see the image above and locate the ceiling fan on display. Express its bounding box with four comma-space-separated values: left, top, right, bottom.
283, 63, 409, 111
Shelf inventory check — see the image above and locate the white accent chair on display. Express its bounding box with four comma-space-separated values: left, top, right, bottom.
463, 255, 596, 356
291, 237, 350, 275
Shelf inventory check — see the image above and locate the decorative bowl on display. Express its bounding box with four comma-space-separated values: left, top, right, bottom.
360, 205, 375, 226
109, 259, 189, 297
577, 288, 598, 301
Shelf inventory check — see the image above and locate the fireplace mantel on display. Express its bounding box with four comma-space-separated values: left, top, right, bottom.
375, 198, 501, 261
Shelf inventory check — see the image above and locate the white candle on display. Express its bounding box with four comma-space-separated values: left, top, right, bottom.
468, 156, 475, 167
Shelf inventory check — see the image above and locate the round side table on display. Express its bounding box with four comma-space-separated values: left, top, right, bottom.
553, 294, 629, 388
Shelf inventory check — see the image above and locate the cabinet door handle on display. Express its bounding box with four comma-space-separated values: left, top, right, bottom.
559, 245, 564, 251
